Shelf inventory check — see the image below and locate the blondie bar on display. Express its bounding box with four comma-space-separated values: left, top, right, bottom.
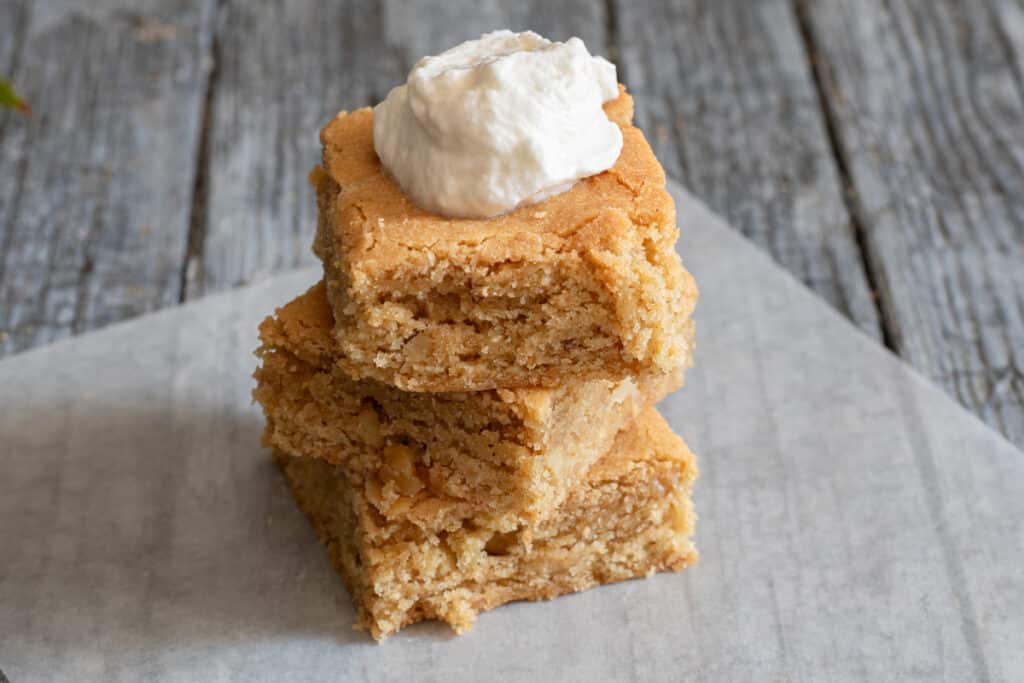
254, 283, 691, 530
311, 87, 698, 392
276, 408, 698, 639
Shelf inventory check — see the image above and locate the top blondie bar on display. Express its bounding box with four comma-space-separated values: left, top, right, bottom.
312, 87, 698, 392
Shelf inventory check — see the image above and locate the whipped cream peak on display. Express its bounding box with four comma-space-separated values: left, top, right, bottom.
373, 30, 623, 218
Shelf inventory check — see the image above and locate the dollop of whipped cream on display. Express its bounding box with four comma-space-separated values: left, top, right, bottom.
373, 30, 622, 218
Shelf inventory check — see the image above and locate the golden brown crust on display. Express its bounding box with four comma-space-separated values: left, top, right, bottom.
256, 280, 335, 368
318, 89, 672, 258
276, 408, 698, 640
312, 86, 698, 392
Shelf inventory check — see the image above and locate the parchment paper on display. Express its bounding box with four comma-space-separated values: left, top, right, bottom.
2, 183, 1022, 682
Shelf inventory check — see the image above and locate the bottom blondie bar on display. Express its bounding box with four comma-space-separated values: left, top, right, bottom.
276, 408, 698, 640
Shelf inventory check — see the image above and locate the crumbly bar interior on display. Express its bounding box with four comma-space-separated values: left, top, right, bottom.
312, 88, 699, 392
276, 408, 698, 640
254, 283, 691, 530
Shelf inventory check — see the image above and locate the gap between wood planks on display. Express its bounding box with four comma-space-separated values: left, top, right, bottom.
604, 0, 620, 65
181, 0, 224, 302
791, 0, 898, 353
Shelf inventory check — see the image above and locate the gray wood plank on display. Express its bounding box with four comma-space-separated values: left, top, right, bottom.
987, 0, 1024, 81
0, 2, 28, 79
614, 0, 883, 340
186, 0, 609, 298
801, 0, 1024, 447
0, 0, 215, 357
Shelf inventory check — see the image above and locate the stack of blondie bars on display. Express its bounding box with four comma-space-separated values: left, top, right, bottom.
254, 88, 701, 640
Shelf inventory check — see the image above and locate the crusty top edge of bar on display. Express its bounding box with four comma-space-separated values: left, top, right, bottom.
314, 86, 679, 265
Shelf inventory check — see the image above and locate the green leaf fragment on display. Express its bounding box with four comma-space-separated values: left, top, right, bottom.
0, 79, 31, 114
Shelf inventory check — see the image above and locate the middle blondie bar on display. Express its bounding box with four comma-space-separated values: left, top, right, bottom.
254, 282, 692, 531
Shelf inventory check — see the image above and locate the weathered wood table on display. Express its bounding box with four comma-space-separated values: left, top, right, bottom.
2, 0, 1022, 447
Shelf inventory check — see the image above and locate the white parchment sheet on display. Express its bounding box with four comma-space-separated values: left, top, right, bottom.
2, 183, 1022, 681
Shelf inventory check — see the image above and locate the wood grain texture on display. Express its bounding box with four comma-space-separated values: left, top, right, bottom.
0, 0, 215, 356
185, 0, 609, 298
801, 0, 1024, 446
0, 2, 28, 79
613, 0, 883, 340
